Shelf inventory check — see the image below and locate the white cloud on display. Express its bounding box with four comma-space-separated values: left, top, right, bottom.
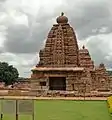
99, 27, 108, 33
40, 0, 64, 14
0, 32, 6, 47
0, 52, 38, 77
85, 33, 112, 65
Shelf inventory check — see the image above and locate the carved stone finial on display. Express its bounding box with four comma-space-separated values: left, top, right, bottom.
56, 12, 68, 24
82, 45, 85, 49
99, 63, 105, 68
61, 12, 64, 16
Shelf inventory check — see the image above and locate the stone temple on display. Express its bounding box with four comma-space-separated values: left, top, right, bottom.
31, 13, 110, 93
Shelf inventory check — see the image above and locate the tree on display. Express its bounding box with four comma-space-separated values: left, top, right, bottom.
0, 62, 19, 85
107, 71, 112, 76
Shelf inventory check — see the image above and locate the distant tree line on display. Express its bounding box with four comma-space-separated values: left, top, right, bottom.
107, 71, 112, 76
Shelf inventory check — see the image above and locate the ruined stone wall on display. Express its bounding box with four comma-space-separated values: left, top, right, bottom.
31, 71, 86, 91
66, 70, 92, 93
90, 71, 97, 91
110, 76, 112, 91
92, 64, 110, 91
79, 46, 94, 70
30, 79, 49, 90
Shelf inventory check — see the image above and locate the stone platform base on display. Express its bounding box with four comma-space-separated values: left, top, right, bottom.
0, 96, 107, 101
0, 89, 111, 98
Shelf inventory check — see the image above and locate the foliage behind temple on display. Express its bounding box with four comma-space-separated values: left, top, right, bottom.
0, 62, 19, 85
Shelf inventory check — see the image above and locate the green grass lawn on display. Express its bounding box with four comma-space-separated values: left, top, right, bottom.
2, 100, 111, 120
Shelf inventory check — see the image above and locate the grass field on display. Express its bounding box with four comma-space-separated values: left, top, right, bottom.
2, 100, 111, 120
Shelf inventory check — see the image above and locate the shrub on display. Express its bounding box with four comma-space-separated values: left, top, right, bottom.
109, 108, 112, 114
107, 96, 112, 114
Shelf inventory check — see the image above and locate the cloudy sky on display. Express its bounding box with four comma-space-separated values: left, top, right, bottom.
0, 0, 112, 77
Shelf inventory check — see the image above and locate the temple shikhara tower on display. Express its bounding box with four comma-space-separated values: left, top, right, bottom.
31, 13, 110, 92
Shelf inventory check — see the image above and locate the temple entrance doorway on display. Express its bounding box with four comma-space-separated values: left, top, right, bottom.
49, 77, 66, 90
